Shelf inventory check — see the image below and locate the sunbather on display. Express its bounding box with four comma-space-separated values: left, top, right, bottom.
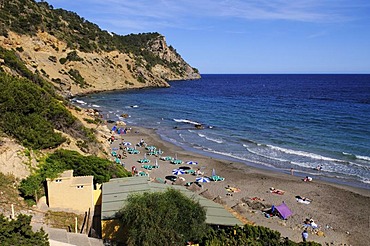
303, 176, 313, 182
269, 187, 285, 195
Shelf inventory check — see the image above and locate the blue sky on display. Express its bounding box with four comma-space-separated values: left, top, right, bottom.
43, 0, 370, 74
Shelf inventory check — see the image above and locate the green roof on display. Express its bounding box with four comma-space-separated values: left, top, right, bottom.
101, 176, 243, 226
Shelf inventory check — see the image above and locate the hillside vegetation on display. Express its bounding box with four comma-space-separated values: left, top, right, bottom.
0, 0, 200, 96
0, 47, 96, 151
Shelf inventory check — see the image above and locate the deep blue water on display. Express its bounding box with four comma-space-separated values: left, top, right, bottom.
74, 74, 370, 189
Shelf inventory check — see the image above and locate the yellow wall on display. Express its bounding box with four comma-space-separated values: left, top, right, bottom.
101, 219, 126, 243
47, 176, 94, 213
93, 184, 102, 206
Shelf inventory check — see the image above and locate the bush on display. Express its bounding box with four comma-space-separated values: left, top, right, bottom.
0, 213, 49, 245
202, 224, 322, 246
19, 149, 131, 202
0, 74, 67, 149
119, 189, 207, 245
59, 57, 67, 64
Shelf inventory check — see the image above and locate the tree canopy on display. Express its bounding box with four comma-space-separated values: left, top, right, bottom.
19, 149, 131, 202
118, 188, 208, 246
0, 214, 49, 246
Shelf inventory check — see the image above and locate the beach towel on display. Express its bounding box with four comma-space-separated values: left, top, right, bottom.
297, 198, 311, 204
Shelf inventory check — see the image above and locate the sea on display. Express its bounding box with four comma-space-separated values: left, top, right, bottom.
73, 74, 370, 190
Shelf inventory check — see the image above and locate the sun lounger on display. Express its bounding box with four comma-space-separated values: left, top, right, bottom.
146, 146, 156, 151
128, 149, 140, 154
155, 177, 165, 184
139, 159, 150, 164
209, 175, 225, 181
160, 156, 173, 161
185, 169, 196, 175
171, 159, 183, 165
142, 165, 152, 170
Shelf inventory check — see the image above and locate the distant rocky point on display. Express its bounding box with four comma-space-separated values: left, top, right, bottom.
0, 0, 200, 97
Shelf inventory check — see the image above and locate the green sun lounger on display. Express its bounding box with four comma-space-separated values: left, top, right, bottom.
160, 156, 173, 161
209, 175, 225, 181
171, 159, 183, 165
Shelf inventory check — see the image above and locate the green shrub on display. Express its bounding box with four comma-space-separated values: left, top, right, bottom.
0, 74, 67, 149
119, 189, 207, 245
66, 50, 83, 62
0, 214, 49, 245
19, 149, 131, 202
59, 57, 67, 64
15, 46, 24, 52
68, 68, 87, 87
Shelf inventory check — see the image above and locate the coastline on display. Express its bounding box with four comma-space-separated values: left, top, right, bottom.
102, 123, 370, 246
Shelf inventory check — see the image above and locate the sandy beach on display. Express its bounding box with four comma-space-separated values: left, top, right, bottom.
99, 123, 370, 246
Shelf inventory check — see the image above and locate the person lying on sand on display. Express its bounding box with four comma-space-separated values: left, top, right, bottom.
225, 185, 241, 193
296, 195, 312, 204
250, 197, 265, 202
269, 187, 285, 195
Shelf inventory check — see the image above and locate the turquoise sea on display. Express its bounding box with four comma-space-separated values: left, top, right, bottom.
74, 74, 370, 189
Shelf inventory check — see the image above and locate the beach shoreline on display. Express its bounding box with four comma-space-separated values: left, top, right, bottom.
100, 122, 370, 246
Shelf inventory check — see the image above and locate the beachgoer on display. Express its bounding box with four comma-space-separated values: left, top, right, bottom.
131, 166, 137, 175
303, 176, 313, 182
139, 138, 145, 147
195, 168, 203, 176
310, 219, 318, 229
302, 229, 308, 242
290, 168, 294, 176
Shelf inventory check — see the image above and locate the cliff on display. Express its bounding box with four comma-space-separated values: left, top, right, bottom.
0, 0, 200, 97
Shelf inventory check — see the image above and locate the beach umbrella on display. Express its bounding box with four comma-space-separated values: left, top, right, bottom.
196, 177, 210, 183
123, 142, 132, 146
186, 161, 198, 165
172, 169, 185, 175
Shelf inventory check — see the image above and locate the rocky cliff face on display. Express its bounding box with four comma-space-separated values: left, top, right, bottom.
0, 31, 200, 97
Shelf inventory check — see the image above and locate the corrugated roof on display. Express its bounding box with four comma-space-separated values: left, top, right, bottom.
101, 176, 243, 226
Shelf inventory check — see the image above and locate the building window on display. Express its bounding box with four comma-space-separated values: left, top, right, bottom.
55, 179, 62, 183
77, 185, 84, 189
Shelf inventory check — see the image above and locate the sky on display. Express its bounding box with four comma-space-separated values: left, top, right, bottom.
42, 0, 370, 74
